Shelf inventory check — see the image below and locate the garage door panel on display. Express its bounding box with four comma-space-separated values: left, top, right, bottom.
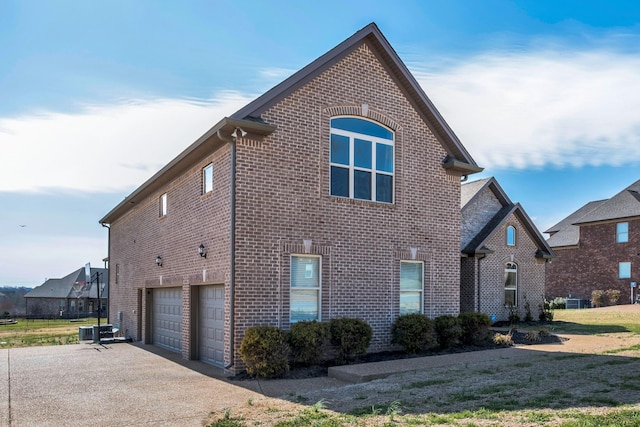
153, 288, 182, 353
199, 285, 224, 366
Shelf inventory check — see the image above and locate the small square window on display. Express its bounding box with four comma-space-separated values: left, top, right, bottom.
159, 193, 167, 217
203, 164, 213, 194
619, 262, 631, 279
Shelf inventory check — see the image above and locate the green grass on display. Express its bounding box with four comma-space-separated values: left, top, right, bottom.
552, 309, 640, 334
0, 317, 105, 348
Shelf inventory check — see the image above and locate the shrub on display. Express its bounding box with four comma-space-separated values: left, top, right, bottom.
287, 320, 330, 366
524, 301, 533, 322
238, 326, 290, 378
329, 318, 372, 364
434, 315, 462, 349
539, 299, 554, 321
605, 289, 621, 306
493, 332, 514, 346
524, 330, 541, 343
592, 290, 605, 308
549, 297, 566, 310
391, 313, 435, 354
458, 312, 491, 345
507, 305, 520, 324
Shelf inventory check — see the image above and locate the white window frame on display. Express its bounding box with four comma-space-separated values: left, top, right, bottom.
617, 222, 629, 243
202, 163, 213, 194
290, 255, 321, 323
159, 193, 167, 217
504, 262, 518, 307
619, 261, 631, 279
400, 260, 424, 315
330, 117, 394, 203
506, 225, 516, 246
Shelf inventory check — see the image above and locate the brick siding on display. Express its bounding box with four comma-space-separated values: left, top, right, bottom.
546, 219, 640, 304
108, 42, 466, 372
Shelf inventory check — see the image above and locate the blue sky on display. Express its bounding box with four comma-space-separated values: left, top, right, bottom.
2, 0, 640, 287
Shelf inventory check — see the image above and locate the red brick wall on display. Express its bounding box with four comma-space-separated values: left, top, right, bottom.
108, 145, 232, 361
108, 41, 467, 371
546, 220, 639, 303
232, 43, 462, 354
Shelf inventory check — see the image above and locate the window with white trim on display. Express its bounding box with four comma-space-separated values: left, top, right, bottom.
159, 193, 167, 217
202, 163, 213, 194
617, 222, 628, 243
504, 262, 517, 306
400, 261, 423, 314
506, 226, 516, 246
619, 262, 631, 279
330, 117, 394, 203
290, 255, 320, 322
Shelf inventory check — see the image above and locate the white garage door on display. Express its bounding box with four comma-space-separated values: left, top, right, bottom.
199, 285, 224, 366
153, 287, 182, 353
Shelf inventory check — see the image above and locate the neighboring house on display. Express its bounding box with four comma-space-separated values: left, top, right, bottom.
99, 23, 482, 372
24, 267, 108, 318
460, 178, 554, 321
545, 179, 640, 304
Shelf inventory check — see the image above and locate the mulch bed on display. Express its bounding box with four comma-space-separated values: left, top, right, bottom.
230, 327, 568, 381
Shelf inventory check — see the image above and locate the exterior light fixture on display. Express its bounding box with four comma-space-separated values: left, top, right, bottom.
231, 127, 247, 138
198, 244, 207, 258
155, 256, 162, 267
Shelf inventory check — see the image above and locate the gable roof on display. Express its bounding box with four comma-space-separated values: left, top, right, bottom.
461, 177, 511, 210
545, 200, 606, 248
573, 179, 640, 225
461, 177, 554, 259
25, 267, 108, 299
233, 23, 480, 170
100, 23, 481, 225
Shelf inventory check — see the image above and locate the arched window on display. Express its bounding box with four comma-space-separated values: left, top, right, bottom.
506, 226, 516, 246
504, 262, 517, 306
330, 117, 394, 203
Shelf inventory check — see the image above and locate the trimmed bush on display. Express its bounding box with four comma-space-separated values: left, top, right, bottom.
606, 289, 621, 306
592, 290, 605, 308
458, 312, 491, 345
329, 318, 372, 364
391, 313, 436, 354
434, 315, 462, 349
549, 297, 566, 310
287, 320, 330, 366
238, 326, 290, 378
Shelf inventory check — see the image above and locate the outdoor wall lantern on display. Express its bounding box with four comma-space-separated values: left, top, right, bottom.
198, 244, 207, 258
231, 127, 247, 138
155, 256, 162, 267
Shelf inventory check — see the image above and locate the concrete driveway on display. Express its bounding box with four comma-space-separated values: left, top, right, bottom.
0, 343, 270, 426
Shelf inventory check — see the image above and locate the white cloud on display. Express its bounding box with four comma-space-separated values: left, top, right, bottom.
0, 91, 254, 193
414, 47, 640, 170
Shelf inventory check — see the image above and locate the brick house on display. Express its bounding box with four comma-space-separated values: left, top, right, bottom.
99, 23, 482, 371
460, 178, 554, 321
545, 179, 640, 304
24, 267, 108, 318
